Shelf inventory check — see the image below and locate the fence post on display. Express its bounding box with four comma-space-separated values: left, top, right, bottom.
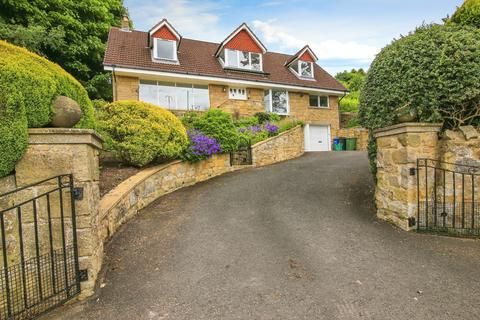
373, 123, 441, 230
14, 128, 103, 299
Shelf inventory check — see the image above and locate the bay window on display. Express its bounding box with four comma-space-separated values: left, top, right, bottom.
139, 80, 209, 110
264, 89, 289, 115
224, 49, 262, 71
153, 38, 177, 61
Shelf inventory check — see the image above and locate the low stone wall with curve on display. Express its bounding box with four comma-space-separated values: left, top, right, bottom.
99, 125, 305, 242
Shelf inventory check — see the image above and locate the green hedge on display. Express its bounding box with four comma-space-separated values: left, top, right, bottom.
359, 24, 480, 174
0, 40, 95, 177
191, 109, 239, 153
450, 0, 480, 28
0, 40, 95, 128
97, 101, 188, 167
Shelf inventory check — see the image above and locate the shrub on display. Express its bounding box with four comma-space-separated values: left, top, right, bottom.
277, 119, 304, 133
449, 0, 480, 28
359, 24, 480, 174
254, 112, 280, 124
234, 116, 259, 128
192, 109, 239, 153
180, 111, 202, 130
0, 40, 95, 128
0, 91, 28, 177
181, 130, 221, 162
96, 101, 188, 167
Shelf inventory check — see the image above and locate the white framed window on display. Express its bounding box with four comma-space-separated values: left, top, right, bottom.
224, 49, 262, 71
264, 89, 289, 115
309, 95, 329, 108
139, 80, 209, 111
153, 38, 177, 61
229, 87, 247, 100
290, 60, 314, 79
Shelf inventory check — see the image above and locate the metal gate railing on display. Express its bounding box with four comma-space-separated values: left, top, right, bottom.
0, 174, 81, 319
417, 158, 480, 237
230, 137, 252, 166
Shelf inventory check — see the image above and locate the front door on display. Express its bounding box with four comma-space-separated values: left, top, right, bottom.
305, 125, 330, 151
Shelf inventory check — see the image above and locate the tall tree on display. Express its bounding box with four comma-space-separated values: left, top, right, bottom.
0, 0, 128, 101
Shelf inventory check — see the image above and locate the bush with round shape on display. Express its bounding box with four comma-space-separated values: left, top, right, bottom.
192, 109, 239, 153
359, 24, 480, 174
96, 101, 188, 167
0, 91, 28, 177
450, 0, 480, 28
0, 40, 95, 129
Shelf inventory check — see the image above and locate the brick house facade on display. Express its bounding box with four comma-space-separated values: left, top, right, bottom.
104, 19, 347, 151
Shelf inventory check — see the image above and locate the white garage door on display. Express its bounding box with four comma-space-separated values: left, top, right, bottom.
305, 125, 330, 152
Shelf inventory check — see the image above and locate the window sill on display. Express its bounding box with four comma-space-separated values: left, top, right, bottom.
309, 106, 330, 110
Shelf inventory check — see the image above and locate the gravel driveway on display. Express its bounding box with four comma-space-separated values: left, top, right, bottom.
49, 152, 480, 320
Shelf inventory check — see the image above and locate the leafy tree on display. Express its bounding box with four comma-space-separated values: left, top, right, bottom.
449, 0, 480, 28
335, 69, 366, 113
0, 0, 128, 101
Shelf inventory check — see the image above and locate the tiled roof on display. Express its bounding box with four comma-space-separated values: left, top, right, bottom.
104, 28, 347, 93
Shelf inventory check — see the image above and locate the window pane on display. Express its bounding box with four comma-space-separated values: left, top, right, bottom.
264, 90, 271, 112
271, 90, 288, 114
319, 96, 329, 107
139, 80, 158, 105
226, 49, 238, 67
239, 51, 250, 68
251, 53, 261, 71
176, 83, 193, 110
156, 39, 175, 60
193, 85, 210, 111
300, 61, 312, 77
309, 95, 318, 107
157, 81, 177, 109
291, 61, 299, 73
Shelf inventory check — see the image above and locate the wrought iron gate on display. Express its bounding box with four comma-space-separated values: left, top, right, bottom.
416, 158, 480, 237
0, 174, 81, 319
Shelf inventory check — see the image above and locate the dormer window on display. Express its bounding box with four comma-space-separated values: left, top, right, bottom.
224, 49, 262, 71
153, 38, 177, 61
285, 45, 318, 80
300, 61, 313, 78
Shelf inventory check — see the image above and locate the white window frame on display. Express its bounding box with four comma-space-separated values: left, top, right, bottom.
290, 60, 315, 79
309, 94, 329, 109
224, 49, 263, 71
264, 89, 290, 115
153, 38, 177, 61
139, 80, 209, 111
228, 87, 247, 100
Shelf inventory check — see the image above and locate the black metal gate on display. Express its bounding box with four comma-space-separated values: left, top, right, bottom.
416, 158, 480, 237
230, 137, 252, 166
0, 174, 81, 319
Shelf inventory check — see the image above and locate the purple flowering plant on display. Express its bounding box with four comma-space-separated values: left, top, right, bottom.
181, 129, 221, 162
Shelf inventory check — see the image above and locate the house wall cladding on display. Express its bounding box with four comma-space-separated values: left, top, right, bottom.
209, 84, 265, 117
372, 123, 480, 231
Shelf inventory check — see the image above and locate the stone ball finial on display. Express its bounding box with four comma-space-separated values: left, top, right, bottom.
51, 96, 83, 128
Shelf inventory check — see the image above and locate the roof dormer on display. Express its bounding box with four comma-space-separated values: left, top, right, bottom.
285, 45, 318, 79
148, 19, 182, 63
215, 23, 267, 72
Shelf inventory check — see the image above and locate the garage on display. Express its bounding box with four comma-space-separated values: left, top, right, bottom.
304, 124, 331, 152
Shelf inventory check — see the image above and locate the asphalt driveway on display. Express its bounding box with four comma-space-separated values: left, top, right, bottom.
50, 152, 480, 320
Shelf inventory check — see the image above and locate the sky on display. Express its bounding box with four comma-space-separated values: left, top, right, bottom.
124, 0, 464, 76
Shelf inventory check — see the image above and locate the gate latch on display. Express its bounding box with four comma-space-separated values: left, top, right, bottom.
409, 168, 416, 176
408, 217, 416, 227
73, 187, 84, 200
78, 269, 88, 282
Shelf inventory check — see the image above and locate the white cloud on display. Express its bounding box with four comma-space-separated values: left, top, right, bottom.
127, 0, 224, 41
252, 20, 379, 63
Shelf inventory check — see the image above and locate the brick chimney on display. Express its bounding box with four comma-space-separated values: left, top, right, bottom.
121, 15, 130, 31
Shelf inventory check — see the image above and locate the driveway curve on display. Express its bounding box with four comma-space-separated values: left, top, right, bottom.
52, 152, 480, 320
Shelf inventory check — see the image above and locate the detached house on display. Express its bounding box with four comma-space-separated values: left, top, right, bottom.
104, 18, 347, 151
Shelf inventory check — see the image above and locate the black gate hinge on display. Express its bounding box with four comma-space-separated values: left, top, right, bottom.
78, 269, 88, 282
73, 187, 84, 200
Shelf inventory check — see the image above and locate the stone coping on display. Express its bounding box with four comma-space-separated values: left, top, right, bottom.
373, 123, 442, 138
251, 125, 303, 148
99, 160, 182, 220
28, 128, 103, 149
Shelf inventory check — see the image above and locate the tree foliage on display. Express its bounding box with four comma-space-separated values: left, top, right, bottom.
449, 0, 480, 28
335, 69, 366, 113
359, 24, 480, 174
0, 0, 127, 101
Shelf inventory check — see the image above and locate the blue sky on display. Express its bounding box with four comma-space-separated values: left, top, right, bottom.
124, 0, 463, 75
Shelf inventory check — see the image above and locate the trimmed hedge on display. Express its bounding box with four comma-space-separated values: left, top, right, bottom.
359, 24, 480, 174
450, 0, 480, 28
0, 40, 95, 128
0, 40, 95, 177
96, 101, 188, 167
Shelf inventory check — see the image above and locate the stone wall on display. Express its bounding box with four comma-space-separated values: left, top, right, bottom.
337, 127, 369, 151
209, 84, 265, 117
340, 112, 358, 128
252, 126, 305, 166
114, 75, 139, 101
